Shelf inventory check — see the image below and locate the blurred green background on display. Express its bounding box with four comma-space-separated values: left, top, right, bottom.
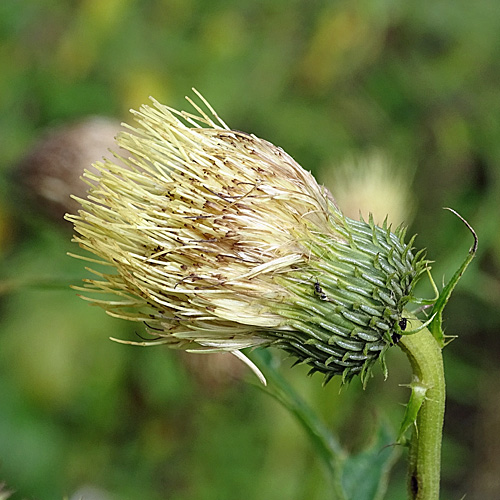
1, 1, 499, 499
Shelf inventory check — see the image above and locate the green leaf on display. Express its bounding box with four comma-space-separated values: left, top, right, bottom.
252, 349, 347, 499
253, 350, 400, 500
429, 208, 478, 346
341, 422, 400, 500
397, 380, 428, 442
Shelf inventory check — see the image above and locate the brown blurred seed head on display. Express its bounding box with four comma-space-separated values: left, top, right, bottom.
179, 351, 247, 392
16, 117, 125, 224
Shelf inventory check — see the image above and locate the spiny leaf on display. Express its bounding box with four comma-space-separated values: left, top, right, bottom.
429, 208, 478, 347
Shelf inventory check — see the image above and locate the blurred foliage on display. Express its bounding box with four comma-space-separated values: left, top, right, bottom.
1, 0, 500, 499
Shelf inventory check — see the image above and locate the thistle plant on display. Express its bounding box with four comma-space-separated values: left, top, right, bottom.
67, 90, 476, 499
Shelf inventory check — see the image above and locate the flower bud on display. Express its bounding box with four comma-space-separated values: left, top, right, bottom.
67, 92, 427, 385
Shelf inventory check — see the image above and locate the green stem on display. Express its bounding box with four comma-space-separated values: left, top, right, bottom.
398, 321, 446, 500
253, 350, 346, 499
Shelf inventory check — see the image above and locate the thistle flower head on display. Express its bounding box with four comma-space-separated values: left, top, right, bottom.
67, 91, 427, 386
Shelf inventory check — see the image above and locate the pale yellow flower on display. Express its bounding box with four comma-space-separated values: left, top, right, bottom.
323, 151, 415, 228
67, 91, 427, 385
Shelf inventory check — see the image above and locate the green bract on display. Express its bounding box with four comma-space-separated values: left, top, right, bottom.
67, 91, 427, 385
